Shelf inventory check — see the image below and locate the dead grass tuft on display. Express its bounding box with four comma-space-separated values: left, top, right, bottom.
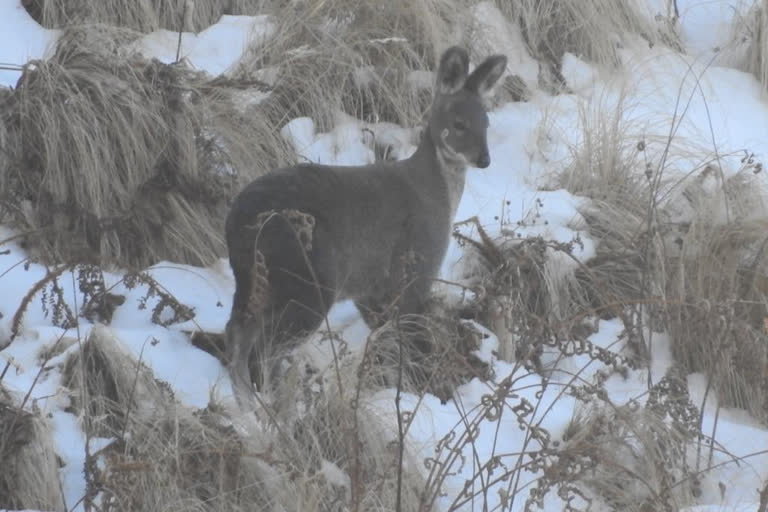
0, 386, 64, 511
58, 321, 427, 510
62, 325, 172, 438
284, 373, 425, 511
493, 0, 680, 86
58, 326, 271, 511
98, 404, 274, 512
22, 0, 272, 32
558, 92, 768, 423
0, 26, 290, 268
728, 0, 768, 92
241, 0, 465, 132
567, 383, 698, 511
577, 166, 768, 422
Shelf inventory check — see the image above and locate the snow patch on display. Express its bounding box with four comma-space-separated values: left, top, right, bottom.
130, 15, 275, 76
562, 52, 598, 95
470, 1, 539, 88
0, 1, 59, 87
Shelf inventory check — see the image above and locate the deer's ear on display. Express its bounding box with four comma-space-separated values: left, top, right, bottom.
435, 46, 469, 95
464, 55, 507, 95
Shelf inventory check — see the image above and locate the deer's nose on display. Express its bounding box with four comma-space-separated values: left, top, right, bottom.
476, 152, 490, 168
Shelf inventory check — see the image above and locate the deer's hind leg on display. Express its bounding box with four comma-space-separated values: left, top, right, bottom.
225, 235, 272, 408
233, 210, 337, 393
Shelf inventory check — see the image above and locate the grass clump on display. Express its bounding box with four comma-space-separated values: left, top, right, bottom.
565, 376, 699, 511
244, 0, 465, 132
98, 405, 272, 512
557, 91, 768, 423
0, 26, 290, 268
22, 0, 270, 32
727, 0, 768, 92
62, 325, 172, 438
0, 386, 64, 511
58, 323, 427, 511
664, 171, 768, 423
491, 0, 679, 86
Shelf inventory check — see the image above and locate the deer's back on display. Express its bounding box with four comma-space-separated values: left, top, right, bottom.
226, 161, 452, 300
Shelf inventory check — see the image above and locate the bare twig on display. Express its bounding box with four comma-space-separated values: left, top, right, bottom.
395, 312, 405, 512
174, 1, 187, 63
758, 479, 768, 512
119, 337, 151, 443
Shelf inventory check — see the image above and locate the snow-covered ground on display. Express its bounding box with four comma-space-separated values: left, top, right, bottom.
2, 1, 768, 511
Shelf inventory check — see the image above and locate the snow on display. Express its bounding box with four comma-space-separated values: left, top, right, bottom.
51, 409, 89, 509
470, 1, 539, 88
0, 4, 275, 86
2, 0, 768, 511
0, 2, 58, 88
562, 53, 598, 94
674, 0, 756, 57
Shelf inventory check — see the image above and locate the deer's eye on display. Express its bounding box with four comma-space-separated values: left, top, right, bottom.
453, 120, 466, 131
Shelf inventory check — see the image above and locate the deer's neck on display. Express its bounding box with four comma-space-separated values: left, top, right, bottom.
411, 128, 467, 221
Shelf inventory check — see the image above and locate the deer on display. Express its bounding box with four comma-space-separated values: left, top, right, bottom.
224, 46, 507, 405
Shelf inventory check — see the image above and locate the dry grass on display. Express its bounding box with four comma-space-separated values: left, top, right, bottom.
349, 311, 491, 402
62, 325, 173, 438
0, 26, 291, 268
60, 329, 269, 511
559, 96, 669, 318
665, 173, 768, 423
556, 89, 768, 423
0, 386, 64, 511
3, 1, 768, 509
280, 373, 425, 511
240, 0, 465, 132
98, 405, 273, 512
22, 0, 274, 32
57, 324, 427, 511
728, 0, 768, 91
492, 0, 680, 86
566, 383, 698, 511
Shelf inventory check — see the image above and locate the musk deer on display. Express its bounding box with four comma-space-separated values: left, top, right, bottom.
225, 46, 506, 403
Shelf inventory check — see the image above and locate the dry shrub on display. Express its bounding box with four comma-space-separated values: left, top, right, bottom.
242, 0, 465, 132
0, 26, 290, 268
493, 0, 679, 85
22, 0, 272, 32
351, 312, 491, 402
565, 375, 699, 511
454, 217, 592, 365
0, 387, 64, 511
574, 165, 768, 422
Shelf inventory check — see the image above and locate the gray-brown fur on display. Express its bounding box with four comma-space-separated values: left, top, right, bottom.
225, 47, 506, 402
